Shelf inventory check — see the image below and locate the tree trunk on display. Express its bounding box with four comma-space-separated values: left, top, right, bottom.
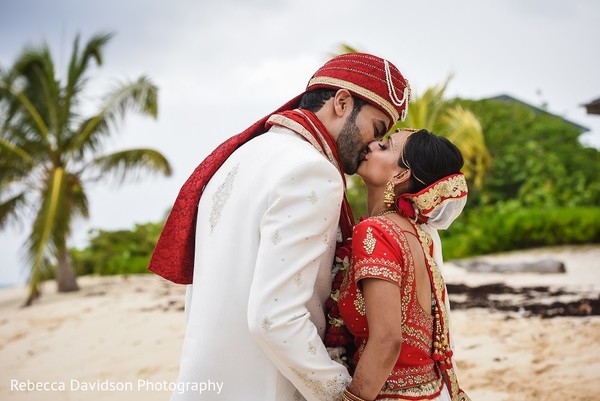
56, 244, 79, 292
23, 283, 40, 307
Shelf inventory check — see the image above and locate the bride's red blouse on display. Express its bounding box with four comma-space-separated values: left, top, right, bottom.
339, 216, 444, 399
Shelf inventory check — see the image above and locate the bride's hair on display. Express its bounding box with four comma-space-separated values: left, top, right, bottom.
399, 129, 464, 193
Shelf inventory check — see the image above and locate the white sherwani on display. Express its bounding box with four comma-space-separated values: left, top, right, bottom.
171, 126, 351, 400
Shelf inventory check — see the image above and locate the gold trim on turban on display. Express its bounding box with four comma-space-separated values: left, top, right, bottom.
307, 76, 402, 123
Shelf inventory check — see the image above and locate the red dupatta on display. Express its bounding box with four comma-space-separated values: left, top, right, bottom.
148, 105, 354, 284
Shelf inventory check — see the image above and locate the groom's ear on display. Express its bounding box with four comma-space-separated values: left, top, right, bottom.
333, 89, 353, 117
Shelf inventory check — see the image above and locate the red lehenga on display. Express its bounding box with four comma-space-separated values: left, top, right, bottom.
335, 174, 471, 401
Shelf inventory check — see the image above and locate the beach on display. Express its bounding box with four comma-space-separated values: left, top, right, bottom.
1, 245, 599, 401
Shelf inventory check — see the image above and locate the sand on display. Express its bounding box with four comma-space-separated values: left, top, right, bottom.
1, 245, 599, 401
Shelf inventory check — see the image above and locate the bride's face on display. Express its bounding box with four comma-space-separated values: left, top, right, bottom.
357, 130, 413, 185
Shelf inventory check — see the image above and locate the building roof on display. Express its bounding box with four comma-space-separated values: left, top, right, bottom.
485, 94, 589, 132
583, 97, 600, 115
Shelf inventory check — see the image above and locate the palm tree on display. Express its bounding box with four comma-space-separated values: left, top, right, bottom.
0, 32, 172, 306
397, 76, 491, 189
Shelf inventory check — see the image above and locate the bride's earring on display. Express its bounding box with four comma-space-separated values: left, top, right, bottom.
383, 180, 395, 208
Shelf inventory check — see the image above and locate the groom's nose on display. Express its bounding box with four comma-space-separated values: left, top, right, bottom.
368, 140, 383, 152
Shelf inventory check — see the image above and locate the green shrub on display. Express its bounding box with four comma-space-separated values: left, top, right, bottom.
441, 207, 600, 260
70, 222, 163, 276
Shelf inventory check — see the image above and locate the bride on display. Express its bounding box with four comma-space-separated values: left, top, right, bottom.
337, 129, 470, 401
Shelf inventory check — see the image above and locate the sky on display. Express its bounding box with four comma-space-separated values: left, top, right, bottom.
1, 0, 599, 286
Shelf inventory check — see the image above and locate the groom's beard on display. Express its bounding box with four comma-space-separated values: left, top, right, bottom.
337, 110, 362, 175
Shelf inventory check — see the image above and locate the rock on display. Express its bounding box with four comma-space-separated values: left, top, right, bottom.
454, 259, 566, 274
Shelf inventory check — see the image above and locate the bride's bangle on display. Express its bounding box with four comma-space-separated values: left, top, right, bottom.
343, 388, 367, 401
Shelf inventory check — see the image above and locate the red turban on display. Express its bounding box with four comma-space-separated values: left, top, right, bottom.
307, 53, 410, 126
148, 53, 410, 284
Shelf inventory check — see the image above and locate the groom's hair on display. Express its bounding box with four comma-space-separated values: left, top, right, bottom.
299, 88, 366, 113
400, 130, 464, 193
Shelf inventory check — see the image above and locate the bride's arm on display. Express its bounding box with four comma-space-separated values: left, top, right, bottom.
347, 278, 403, 400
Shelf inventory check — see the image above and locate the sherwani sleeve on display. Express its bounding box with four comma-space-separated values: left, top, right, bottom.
247, 159, 351, 401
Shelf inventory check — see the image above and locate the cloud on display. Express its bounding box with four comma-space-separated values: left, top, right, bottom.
2, 0, 600, 285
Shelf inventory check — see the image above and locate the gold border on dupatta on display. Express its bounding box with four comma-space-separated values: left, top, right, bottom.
414, 224, 471, 401
406, 175, 468, 214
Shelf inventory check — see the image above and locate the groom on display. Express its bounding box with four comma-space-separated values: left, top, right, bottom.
149, 53, 410, 400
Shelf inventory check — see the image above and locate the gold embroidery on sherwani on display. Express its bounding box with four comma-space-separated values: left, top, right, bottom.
261, 317, 273, 332
293, 272, 303, 287
307, 191, 319, 204
271, 230, 282, 245
209, 163, 239, 232
290, 368, 350, 401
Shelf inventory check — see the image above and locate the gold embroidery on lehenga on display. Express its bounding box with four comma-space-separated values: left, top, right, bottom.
354, 260, 402, 284
403, 325, 433, 354
384, 372, 440, 390
362, 227, 376, 254
389, 364, 437, 378
348, 218, 470, 401
379, 377, 443, 400
354, 291, 366, 316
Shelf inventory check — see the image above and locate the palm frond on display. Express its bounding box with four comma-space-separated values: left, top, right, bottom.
0, 136, 35, 166
0, 191, 28, 229
65, 32, 114, 93
67, 173, 89, 220
441, 106, 492, 189
85, 148, 172, 184
63, 32, 114, 132
402, 76, 452, 131
66, 76, 158, 156
0, 80, 50, 147
330, 43, 364, 57
10, 44, 62, 147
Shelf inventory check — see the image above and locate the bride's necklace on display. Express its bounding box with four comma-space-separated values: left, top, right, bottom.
374, 209, 397, 217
